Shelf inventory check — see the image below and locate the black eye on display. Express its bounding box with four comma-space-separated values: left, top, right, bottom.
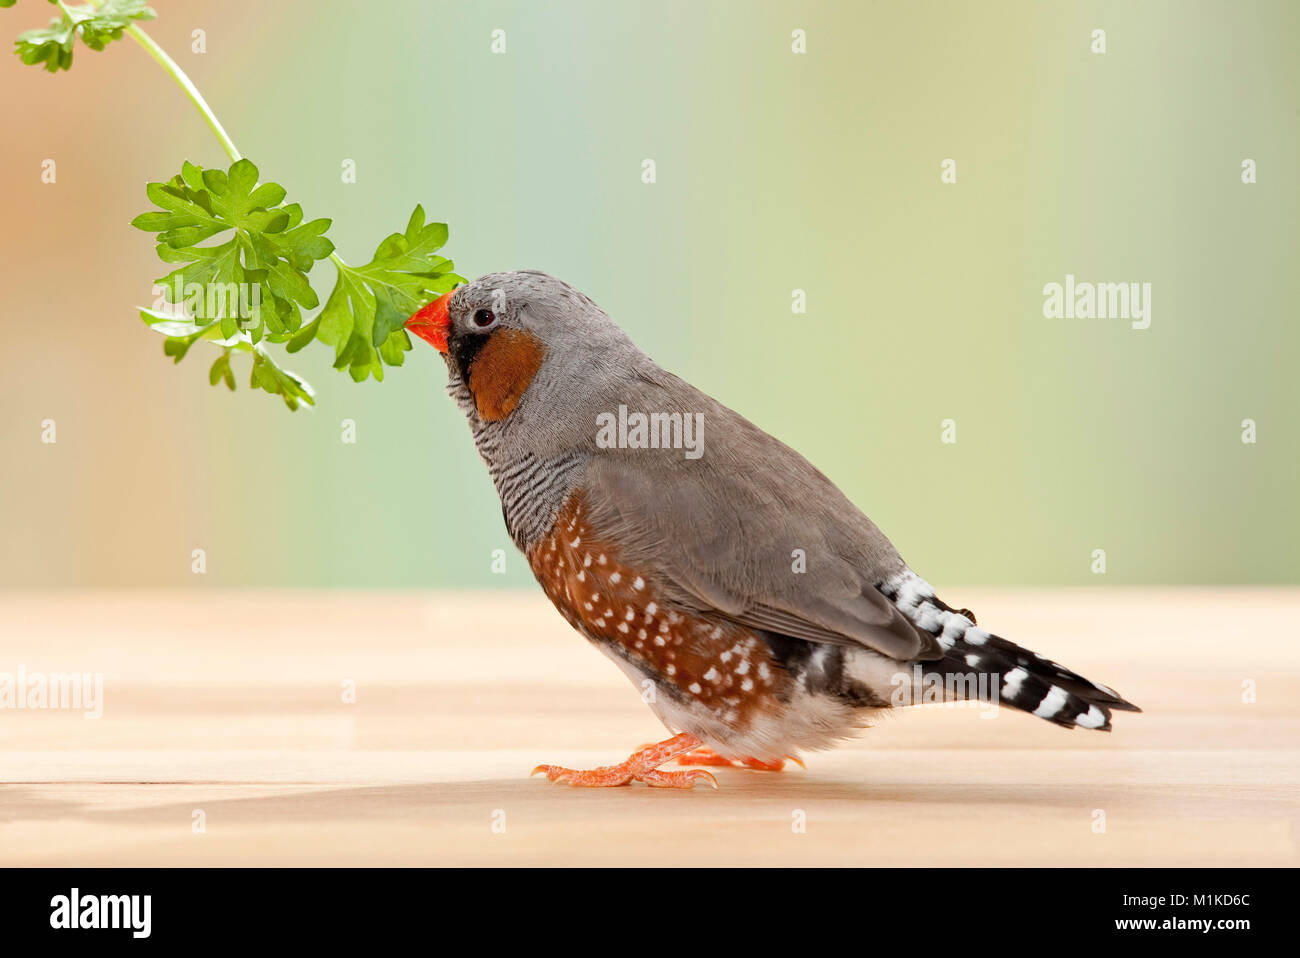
473, 309, 496, 328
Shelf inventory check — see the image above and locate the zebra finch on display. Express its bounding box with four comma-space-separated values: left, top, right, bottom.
405, 271, 1140, 789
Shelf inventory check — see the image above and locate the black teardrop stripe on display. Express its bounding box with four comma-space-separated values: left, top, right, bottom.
448, 326, 492, 383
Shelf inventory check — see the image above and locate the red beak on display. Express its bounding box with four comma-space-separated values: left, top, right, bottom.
405, 289, 455, 353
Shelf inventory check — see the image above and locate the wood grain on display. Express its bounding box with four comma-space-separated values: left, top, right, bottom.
1, 588, 1295, 866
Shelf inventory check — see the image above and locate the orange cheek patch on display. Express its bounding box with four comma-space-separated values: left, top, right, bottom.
467, 328, 547, 422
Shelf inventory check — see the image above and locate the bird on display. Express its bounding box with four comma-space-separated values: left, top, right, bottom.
405, 270, 1140, 789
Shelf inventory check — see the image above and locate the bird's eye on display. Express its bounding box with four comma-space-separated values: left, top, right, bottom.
473, 309, 496, 328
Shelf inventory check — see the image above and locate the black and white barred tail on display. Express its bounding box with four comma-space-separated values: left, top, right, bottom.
880, 570, 1141, 730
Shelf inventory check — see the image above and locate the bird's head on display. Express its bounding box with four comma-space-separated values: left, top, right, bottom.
405, 270, 639, 423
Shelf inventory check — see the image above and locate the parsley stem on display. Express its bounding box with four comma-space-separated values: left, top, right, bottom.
123, 24, 241, 165
123, 23, 350, 274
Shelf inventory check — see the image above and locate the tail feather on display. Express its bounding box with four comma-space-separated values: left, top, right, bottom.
880, 570, 1140, 730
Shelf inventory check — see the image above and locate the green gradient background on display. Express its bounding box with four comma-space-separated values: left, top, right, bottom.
1, 0, 1295, 589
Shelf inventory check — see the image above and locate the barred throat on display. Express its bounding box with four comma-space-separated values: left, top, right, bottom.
446, 370, 585, 551
880, 569, 1141, 730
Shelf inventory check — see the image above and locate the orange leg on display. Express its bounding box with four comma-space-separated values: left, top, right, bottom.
675, 747, 802, 771
532, 733, 718, 789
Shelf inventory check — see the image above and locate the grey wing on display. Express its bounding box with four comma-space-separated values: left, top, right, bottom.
579, 402, 943, 663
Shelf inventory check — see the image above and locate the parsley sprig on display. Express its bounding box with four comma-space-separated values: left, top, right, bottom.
11, 0, 154, 71
8, 0, 461, 408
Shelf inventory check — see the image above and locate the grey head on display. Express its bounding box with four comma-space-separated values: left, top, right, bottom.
438, 270, 659, 458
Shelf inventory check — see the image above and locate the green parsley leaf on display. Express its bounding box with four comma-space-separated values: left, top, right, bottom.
139, 307, 316, 410
312, 205, 462, 382
131, 158, 335, 343
13, 0, 155, 73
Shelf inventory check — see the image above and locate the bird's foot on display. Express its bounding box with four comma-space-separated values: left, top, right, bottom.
532, 733, 718, 789
674, 747, 801, 772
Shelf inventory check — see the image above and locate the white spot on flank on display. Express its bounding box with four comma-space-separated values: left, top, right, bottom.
736, 659, 750, 676
576, 570, 585, 582
609, 572, 621, 584
583, 555, 592, 567
965, 654, 981, 667
618, 623, 629, 633
570, 537, 581, 547
740, 678, 753, 691
689, 683, 702, 694
645, 602, 658, 616
654, 636, 666, 647
633, 577, 644, 590
704, 667, 721, 683
965, 628, 990, 646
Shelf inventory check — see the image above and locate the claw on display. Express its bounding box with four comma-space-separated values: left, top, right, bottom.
531, 764, 573, 784
637, 768, 718, 790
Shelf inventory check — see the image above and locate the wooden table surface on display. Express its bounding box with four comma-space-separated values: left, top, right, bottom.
1, 588, 1295, 866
